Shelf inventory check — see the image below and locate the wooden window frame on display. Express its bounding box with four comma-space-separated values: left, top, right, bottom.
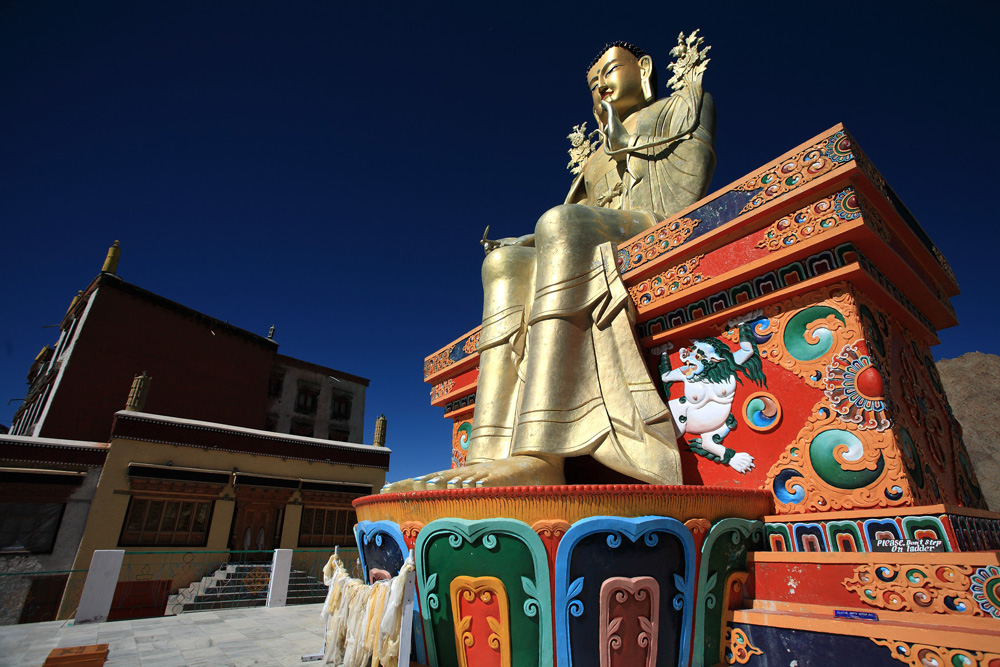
297, 506, 357, 547
119, 497, 214, 547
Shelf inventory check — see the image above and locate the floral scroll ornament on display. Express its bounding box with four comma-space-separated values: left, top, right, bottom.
735, 130, 851, 215
566, 123, 599, 175
628, 255, 707, 309
617, 217, 700, 273
462, 330, 481, 355
842, 563, 982, 616
666, 29, 711, 91
724, 626, 763, 665
755, 189, 852, 252
871, 638, 1000, 667
599, 577, 660, 667
449, 576, 512, 667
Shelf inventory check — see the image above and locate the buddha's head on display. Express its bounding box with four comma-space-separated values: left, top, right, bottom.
586, 42, 656, 124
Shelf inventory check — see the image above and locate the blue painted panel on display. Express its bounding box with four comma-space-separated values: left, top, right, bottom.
731, 621, 916, 666
862, 518, 901, 551
792, 523, 828, 553
355, 520, 408, 581
554, 516, 696, 667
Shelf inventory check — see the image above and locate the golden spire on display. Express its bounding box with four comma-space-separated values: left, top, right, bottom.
374, 414, 388, 447
66, 290, 83, 316
126, 372, 151, 412
102, 240, 121, 274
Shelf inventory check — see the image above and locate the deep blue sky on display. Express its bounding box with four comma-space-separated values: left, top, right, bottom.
2, 1, 997, 484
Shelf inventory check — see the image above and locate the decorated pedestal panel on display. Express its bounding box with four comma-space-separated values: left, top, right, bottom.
553, 516, 696, 667
764, 506, 1000, 554
691, 519, 764, 667
415, 518, 552, 667
355, 520, 408, 582
354, 487, 771, 667
749, 551, 1000, 620
640, 276, 986, 514
723, 621, 1000, 667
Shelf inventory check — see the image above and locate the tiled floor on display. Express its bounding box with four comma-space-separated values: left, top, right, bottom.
0, 604, 327, 666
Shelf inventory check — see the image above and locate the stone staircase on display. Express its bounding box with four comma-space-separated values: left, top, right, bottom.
167, 561, 327, 614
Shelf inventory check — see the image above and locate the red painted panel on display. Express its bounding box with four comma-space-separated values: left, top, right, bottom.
751, 561, 864, 609
108, 579, 172, 620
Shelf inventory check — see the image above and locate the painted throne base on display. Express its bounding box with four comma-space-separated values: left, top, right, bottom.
353, 484, 773, 667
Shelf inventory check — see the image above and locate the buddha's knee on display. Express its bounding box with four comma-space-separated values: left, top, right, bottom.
534, 204, 591, 246
482, 244, 535, 286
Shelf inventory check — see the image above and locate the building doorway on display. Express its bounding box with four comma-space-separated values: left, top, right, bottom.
229, 486, 290, 554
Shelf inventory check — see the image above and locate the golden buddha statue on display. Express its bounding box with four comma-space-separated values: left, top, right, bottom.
385, 35, 716, 492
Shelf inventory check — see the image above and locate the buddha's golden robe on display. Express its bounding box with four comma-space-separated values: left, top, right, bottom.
468, 83, 716, 484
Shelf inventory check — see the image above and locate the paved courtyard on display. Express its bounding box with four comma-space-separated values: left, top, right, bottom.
0, 603, 329, 667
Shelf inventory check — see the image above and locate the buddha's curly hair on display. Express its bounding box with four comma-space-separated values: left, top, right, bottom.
586, 41, 658, 99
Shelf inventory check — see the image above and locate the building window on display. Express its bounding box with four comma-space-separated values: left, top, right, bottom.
327, 427, 350, 441
330, 391, 352, 421
120, 498, 212, 546
295, 382, 320, 415
268, 373, 285, 399
298, 507, 357, 547
0, 503, 64, 553
264, 413, 279, 432
290, 419, 314, 437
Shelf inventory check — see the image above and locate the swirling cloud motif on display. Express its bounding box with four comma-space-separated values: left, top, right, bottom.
749, 317, 773, 344
773, 469, 805, 504
783, 306, 846, 362
809, 428, 884, 489
743, 392, 781, 432
458, 422, 472, 450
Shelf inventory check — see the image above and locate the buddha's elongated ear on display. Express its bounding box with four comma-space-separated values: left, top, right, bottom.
639, 54, 654, 101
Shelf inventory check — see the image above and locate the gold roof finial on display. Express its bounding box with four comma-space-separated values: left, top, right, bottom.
125, 371, 151, 412
374, 414, 388, 447
66, 290, 83, 316
102, 240, 121, 274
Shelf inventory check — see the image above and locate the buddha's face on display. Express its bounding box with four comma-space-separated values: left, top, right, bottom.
587, 46, 652, 123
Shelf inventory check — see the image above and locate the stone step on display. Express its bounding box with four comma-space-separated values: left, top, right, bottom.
177, 563, 327, 614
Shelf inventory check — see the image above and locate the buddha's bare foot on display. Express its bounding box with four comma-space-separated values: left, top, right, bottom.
380, 455, 565, 493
